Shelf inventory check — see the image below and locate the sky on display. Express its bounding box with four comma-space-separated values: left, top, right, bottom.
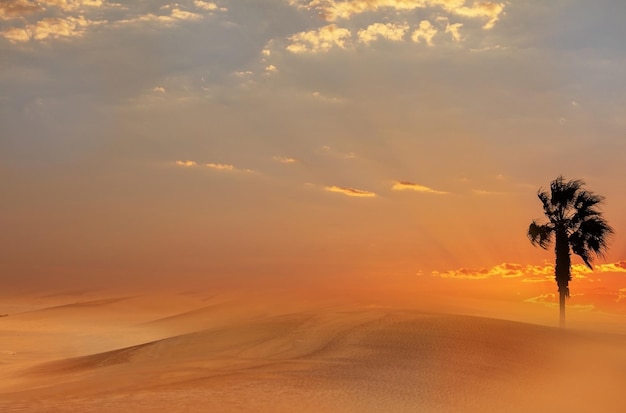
1, 0, 626, 319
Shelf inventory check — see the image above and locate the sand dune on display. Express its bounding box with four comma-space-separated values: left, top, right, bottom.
1, 292, 625, 412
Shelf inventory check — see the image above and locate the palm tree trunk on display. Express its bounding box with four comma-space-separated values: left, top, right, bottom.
559, 289, 566, 328
554, 229, 571, 328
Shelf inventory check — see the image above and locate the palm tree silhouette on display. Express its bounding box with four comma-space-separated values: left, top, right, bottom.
528, 176, 613, 328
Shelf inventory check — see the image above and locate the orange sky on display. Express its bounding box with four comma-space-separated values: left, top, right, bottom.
1, 0, 626, 323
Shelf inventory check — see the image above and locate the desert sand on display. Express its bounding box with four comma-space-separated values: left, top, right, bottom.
1, 289, 625, 412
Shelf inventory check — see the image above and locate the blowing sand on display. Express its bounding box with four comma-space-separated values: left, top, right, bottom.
1, 290, 625, 412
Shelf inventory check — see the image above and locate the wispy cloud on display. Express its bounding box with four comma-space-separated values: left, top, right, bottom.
175, 160, 198, 167
311, 91, 343, 103
205, 162, 235, 171
118, 8, 203, 26
325, 185, 376, 198
175, 160, 253, 173
392, 181, 448, 194
273, 156, 297, 164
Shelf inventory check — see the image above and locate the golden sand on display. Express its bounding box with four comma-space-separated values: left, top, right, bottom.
1, 291, 624, 412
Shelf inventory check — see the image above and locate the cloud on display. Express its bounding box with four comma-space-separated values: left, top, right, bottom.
291, 0, 431, 21
287, 24, 352, 53
595, 261, 626, 273
273, 156, 297, 164
193, 1, 218, 11
311, 91, 343, 103
120, 8, 203, 25
1, 2, 213, 43
205, 162, 236, 171
2, 27, 31, 42
451, 1, 504, 29
1, 15, 100, 42
175, 160, 198, 167
290, 0, 505, 29
175, 160, 253, 173
281, 1, 505, 54
411, 20, 437, 46
39, 0, 104, 12
445, 22, 463, 42
170, 8, 203, 21
433, 263, 527, 280
325, 185, 376, 198
0, 0, 44, 20
153, 86, 166, 93
391, 181, 448, 194
434, 263, 546, 281
358, 22, 409, 44
204, 162, 254, 173
432, 261, 626, 282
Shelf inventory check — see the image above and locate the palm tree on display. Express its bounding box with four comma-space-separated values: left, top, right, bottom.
528, 176, 613, 328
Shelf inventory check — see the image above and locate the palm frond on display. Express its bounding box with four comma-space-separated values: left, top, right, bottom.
528, 221, 553, 249
571, 191, 604, 224
570, 233, 592, 268
537, 190, 555, 218
550, 176, 584, 210
569, 216, 614, 268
